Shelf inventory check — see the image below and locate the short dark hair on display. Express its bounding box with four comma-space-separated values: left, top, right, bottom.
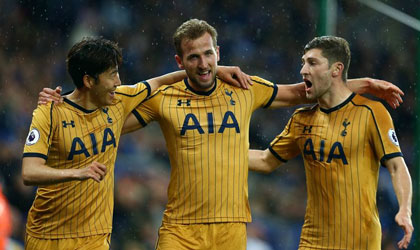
173, 19, 218, 57
304, 36, 350, 82
66, 37, 122, 88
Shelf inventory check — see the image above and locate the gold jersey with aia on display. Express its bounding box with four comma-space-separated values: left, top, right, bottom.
269, 93, 402, 250
23, 82, 151, 239
133, 76, 278, 224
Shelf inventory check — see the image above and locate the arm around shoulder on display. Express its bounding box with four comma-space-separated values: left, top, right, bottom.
147, 71, 186, 92
269, 82, 309, 108
347, 78, 404, 109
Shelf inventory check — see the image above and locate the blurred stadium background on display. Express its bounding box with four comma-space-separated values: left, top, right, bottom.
0, 0, 419, 249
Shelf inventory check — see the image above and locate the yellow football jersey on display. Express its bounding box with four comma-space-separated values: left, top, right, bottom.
23, 82, 151, 239
269, 93, 402, 250
133, 76, 278, 224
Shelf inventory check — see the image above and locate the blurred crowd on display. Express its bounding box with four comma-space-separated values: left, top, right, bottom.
0, 0, 418, 249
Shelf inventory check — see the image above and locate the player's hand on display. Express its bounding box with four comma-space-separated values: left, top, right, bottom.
365, 78, 404, 109
217, 66, 253, 89
38, 86, 63, 105
76, 161, 107, 183
395, 210, 413, 249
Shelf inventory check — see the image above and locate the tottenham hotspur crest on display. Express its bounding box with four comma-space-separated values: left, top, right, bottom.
26, 128, 40, 145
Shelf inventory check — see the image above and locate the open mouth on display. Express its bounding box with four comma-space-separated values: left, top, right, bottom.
304, 79, 312, 89
198, 71, 211, 80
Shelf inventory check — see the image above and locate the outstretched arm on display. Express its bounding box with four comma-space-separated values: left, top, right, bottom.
269, 78, 404, 109
269, 82, 307, 108
148, 66, 252, 91
249, 149, 283, 173
22, 157, 107, 186
347, 78, 404, 109
384, 156, 413, 249
147, 70, 186, 92
37, 66, 251, 105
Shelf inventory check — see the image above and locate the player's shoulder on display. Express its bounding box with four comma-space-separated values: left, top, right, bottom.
292, 104, 318, 117
116, 81, 151, 96
33, 101, 57, 114
142, 79, 186, 102
250, 75, 275, 87
351, 94, 388, 113
31, 102, 65, 122
292, 104, 319, 120
161, 78, 186, 92
150, 78, 185, 93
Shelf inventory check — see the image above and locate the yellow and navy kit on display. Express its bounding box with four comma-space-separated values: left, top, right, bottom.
133, 76, 278, 224
23, 82, 150, 239
269, 93, 402, 250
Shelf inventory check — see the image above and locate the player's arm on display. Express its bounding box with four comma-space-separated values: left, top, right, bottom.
146, 70, 186, 92
383, 156, 414, 249
347, 78, 404, 109
217, 66, 252, 89
22, 157, 107, 186
269, 78, 403, 109
121, 113, 142, 134
249, 149, 283, 173
147, 66, 251, 91
38, 67, 251, 104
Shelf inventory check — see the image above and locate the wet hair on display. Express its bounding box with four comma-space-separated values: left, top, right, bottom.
66, 37, 122, 88
304, 36, 350, 82
173, 19, 218, 57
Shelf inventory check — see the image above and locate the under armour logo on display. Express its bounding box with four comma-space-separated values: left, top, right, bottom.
62, 120, 75, 128
341, 119, 351, 136
303, 125, 312, 133
177, 99, 191, 106
102, 108, 113, 123
225, 89, 235, 105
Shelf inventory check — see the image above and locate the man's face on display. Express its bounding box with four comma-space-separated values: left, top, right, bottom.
175, 32, 220, 92
90, 66, 121, 107
300, 48, 333, 100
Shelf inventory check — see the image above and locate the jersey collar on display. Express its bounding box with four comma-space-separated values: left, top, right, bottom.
63, 98, 97, 113
183, 78, 217, 96
320, 93, 355, 114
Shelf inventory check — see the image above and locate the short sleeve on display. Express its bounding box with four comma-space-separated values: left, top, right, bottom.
250, 76, 278, 110
131, 91, 162, 128
367, 103, 402, 164
268, 113, 301, 162
23, 104, 55, 160
115, 81, 151, 116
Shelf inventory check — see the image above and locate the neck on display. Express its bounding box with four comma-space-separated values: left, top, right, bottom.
318, 80, 352, 109
66, 88, 99, 110
186, 78, 216, 94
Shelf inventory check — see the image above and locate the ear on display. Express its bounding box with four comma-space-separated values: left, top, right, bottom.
82, 75, 95, 89
175, 55, 184, 70
216, 46, 220, 62
332, 62, 344, 78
